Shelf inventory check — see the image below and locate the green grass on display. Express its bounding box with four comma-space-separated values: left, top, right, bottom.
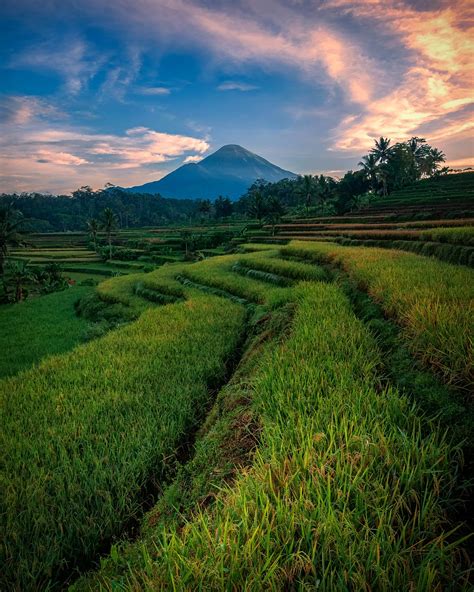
179, 255, 291, 307
0, 286, 92, 379
419, 226, 474, 246
75, 281, 468, 591
237, 250, 329, 281
0, 293, 245, 590
2, 243, 472, 590
281, 241, 474, 391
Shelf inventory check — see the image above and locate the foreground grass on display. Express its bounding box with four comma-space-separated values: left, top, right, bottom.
0, 286, 91, 379
282, 241, 474, 392
76, 281, 468, 591
0, 293, 245, 590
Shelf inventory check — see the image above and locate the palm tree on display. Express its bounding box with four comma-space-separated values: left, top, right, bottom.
407, 137, 428, 181
316, 175, 336, 208
300, 175, 315, 212
358, 154, 379, 191
426, 148, 446, 177
376, 163, 390, 197
197, 199, 212, 222
180, 230, 192, 256
6, 260, 33, 302
371, 137, 393, 164
0, 205, 24, 275
101, 208, 118, 260
86, 218, 100, 251
264, 196, 286, 235
247, 190, 268, 221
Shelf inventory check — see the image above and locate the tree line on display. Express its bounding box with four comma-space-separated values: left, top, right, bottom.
0, 136, 448, 234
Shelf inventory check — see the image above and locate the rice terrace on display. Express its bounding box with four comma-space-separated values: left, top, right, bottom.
1, 1, 473, 591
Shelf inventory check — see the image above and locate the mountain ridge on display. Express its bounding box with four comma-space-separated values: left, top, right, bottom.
127, 144, 297, 200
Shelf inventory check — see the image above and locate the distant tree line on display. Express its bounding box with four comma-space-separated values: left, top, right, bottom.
0, 137, 447, 233
237, 137, 448, 219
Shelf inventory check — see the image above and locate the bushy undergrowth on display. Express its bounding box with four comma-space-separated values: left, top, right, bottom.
0, 294, 245, 589
76, 282, 468, 591
282, 241, 474, 391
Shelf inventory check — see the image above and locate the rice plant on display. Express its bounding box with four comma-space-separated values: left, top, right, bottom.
75, 281, 469, 591
281, 240, 474, 391
0, 292, 246, 589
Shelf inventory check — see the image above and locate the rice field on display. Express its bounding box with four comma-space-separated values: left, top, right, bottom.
1, 288, 245, 589
1, 231, 473, 590
281, 241, 474, 391
73, 278, 470, 591
0, 285, 92, 379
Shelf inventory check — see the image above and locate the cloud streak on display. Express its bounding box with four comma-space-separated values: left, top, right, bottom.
0, 101, 210, 192
323, 0, 474, 152
217, 81, 258, 92
11, 39, 104, 94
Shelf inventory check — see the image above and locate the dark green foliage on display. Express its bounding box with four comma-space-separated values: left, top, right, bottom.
0, 187, 200, 232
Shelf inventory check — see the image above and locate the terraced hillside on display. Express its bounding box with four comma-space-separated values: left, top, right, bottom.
249, 173, 474, 267
1, 242, 473, 591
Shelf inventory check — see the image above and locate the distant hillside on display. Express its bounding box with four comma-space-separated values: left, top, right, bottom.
127, 144, 297, 200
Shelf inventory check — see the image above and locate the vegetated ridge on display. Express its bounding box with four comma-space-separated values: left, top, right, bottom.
127, 144, 297, 199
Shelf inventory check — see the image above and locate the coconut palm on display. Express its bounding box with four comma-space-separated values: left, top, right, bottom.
358, 154, 379, 191
101, 208, 118, 260
86, 218, 100, 251
371, 137, 393, 163
264, 196, 286, 235
0, 205, 24, 275
376, 163, 390, 197
247, 190, 268, 221
299, 175, 315, 212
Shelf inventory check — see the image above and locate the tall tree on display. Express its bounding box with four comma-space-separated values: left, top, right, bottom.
196, 199, 212, 222
358, 154, 379, 191
265, 195, 286, 235
101, 208, 118, 260
246, 190, 268, 221
214, 196, 233, 219
299, 175, 315, 212
422, 148, 446, 177
371, 137, 393, 164
86, 218, 100, 251
0, 205, 24, 275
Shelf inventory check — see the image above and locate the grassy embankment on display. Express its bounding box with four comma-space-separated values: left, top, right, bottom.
0, 275, 246, 589
281, 241, 473, 392
2, 245, 472, 590
74, 270, 469, 591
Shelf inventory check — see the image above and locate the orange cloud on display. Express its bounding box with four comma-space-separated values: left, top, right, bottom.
325, 0, 473, 153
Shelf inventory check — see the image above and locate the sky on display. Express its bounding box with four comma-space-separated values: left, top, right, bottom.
0, 0, 473, 194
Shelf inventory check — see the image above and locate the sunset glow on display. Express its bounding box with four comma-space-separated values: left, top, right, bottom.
1, 0, 472, 192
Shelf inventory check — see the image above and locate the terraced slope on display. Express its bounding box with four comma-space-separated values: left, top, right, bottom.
2, 246, 472, 590
74, 247, 471, 591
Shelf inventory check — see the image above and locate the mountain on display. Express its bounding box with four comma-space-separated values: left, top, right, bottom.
127, 144, 297, 200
